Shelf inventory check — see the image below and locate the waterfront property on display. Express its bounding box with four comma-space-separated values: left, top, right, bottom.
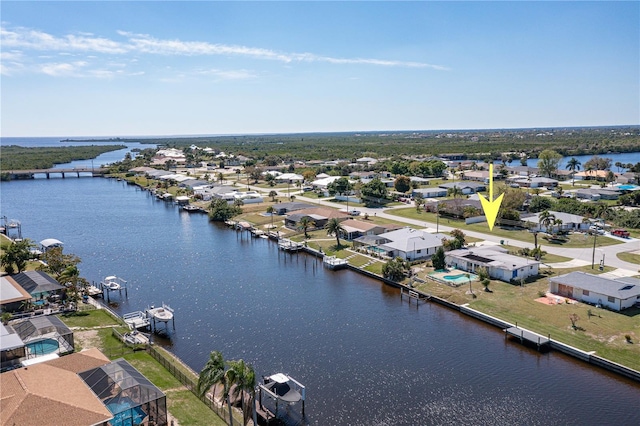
0, 275, 32, 312
377, 228, 448, 261
0, 316, 74, 371
11, 271, 64, 305
285, 207, 350, 230
445, 246, 540, 282
549, 272, 640, 311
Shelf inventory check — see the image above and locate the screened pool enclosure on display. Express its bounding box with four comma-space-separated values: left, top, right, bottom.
79, 359, 167, 426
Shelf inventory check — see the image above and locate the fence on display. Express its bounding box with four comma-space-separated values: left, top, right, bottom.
146, 345, 247, 425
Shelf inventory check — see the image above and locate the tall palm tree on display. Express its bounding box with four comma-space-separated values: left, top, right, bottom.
197, 351, 234, 425
298, 216, 315, 239
266, 206, 275, 230
226, 359, 256, 426
566, 158, 581, 186
594, 202, 612, 228
326, 218, 346, 248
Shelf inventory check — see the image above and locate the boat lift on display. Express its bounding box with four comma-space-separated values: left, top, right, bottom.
100, 275, 128, 302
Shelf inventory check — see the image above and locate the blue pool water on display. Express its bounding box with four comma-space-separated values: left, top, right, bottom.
618, 185, 637, 190
26, 338, 59, 355
107, 401, 146, 426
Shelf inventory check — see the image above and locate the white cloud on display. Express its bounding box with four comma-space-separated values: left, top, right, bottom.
2, 24, 448, 71
197, 68, 257, 80
39, 62, 84, 77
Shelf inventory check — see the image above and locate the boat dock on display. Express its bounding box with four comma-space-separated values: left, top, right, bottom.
123, 311, 151, 330
100, 275, 128, 302
505, 324, 550, 351
322, 255, 348, 270
278, 239, 304, 252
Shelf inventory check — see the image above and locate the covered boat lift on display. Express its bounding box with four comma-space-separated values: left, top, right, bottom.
258, 373, 306, 422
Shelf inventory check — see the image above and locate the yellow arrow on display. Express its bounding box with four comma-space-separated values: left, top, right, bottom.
478, 163, 504, 231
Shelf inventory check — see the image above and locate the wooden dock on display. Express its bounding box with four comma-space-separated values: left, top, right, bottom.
504, 325, 550, 351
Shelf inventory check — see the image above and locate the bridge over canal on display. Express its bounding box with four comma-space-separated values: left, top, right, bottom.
2, 167, 109, 179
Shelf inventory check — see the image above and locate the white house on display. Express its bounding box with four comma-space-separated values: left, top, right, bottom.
445, 246, 539, 282
275, 173, 304, 184
377, 228, 448, 261
549, 272, 640, 311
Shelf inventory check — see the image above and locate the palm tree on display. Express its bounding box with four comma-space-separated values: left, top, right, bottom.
298, 216, 315, 239
197, 351, 233, 423
326, 218, 346, 248
594, 202, 612, 228
538, 210, 556, 234
226, 359, 256, 426
266, 206, 275, 230
268, 190, 278, 202
566, 158, 581, 186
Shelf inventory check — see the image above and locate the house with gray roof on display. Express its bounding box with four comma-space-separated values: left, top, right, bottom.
445, 246, 540, 282
439, 181, 486, 194
375, 228, 448, 261
549, 272, 640, 311
520, 211, 589, 232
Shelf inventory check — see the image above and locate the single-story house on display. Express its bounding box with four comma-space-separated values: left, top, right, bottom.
439, 181, 486, 194
194, 185, 236, 201
574, 170, 610, 181
349, 171, 377, 180
549, 272, 640, 311
272, 202, 315, 215
412, 188, 448, 198
506, 166, 540, 177
285, 208, 349, 230
311, 176, 342, 191
338, 220, 389, 240
445, 246, 540, 282
12, 271, 64, 302
520, 211, 589, 232
461, 170, 499, 183
275, 173, 304, 184
375, 228, 448, 261
575, 188, 621, 201
0, 275, 32, 312
0, 347, 168, 426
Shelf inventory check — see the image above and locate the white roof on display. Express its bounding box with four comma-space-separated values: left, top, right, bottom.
1, 323, 24, 351
21, 353, 60, 366
40, 238, 63, 248
270, 373, 290, 383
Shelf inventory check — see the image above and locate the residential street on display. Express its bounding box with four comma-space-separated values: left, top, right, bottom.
273, 188, 639, 273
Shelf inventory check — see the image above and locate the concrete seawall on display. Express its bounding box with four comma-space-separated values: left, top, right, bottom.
269, 231, 640, 383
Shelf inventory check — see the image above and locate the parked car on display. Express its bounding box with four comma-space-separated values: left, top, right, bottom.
612, 229, 630, 238
348, 210, 361, 216
588, 225, 605, 235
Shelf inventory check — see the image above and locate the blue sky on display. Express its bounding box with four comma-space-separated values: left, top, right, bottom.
1, 1, 638, 137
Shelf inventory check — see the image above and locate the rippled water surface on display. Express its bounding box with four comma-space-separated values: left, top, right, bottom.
2, 176, 639, 425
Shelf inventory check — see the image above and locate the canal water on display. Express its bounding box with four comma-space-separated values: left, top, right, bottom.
1, 153, 639, 425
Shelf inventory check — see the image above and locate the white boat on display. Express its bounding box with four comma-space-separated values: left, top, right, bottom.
102, 275, 126, 291
147, 304, 174, 322
258, 373, 306, 416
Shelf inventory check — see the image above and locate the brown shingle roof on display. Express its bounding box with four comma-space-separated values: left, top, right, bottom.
0, 353, 113, 426
46, 347, 110, 373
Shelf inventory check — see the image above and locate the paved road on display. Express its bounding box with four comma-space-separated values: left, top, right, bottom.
267, 187, 639, 273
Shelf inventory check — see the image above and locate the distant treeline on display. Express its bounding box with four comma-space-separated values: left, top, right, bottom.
0, 145, 126, 170
83, 126, 640, 161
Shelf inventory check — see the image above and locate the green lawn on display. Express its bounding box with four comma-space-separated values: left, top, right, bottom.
412, 265, 640, 370
388, 207, 624, 248
59, 309, 123, 328
617, 251, 640, 267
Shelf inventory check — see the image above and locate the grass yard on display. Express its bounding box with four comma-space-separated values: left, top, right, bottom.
617, 251, 640, 267
389, 207, 624, 249
412, 265, 640, 370
59, 309, 123, 328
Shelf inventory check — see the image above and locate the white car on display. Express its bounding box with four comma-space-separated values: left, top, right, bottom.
348, 210, 361, 216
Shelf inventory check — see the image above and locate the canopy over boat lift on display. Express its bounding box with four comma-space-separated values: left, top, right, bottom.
100, 275, 128, 302
258, 373, 306, 422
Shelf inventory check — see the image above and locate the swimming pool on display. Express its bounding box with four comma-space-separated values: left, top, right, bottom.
429, 270, 479, 286
107, 399, 147, 426
442, 273, 478, 285
618, 185, 638, 191
26, 338, 59, 355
